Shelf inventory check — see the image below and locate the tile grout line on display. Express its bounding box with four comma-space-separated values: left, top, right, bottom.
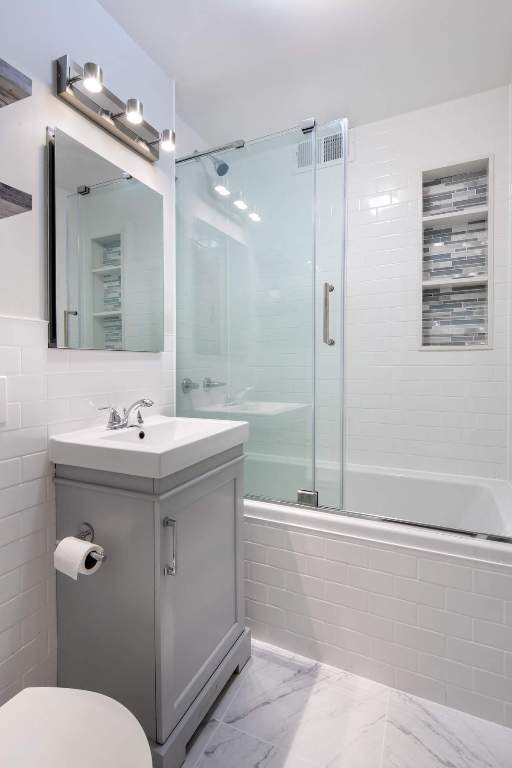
379, 688, 392, 768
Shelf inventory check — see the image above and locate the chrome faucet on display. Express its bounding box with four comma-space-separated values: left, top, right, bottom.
225, 386, 254, 406
99, 398, 154, 430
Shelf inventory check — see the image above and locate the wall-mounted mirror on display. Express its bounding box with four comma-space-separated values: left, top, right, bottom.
47, 127, 164, 351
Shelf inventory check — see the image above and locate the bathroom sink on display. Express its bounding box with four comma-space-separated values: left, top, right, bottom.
49, 415, 249, 478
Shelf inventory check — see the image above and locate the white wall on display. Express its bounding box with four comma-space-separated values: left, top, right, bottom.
174, 114, 209, 158
0, 0, 175, 703
344, 87, 510, 481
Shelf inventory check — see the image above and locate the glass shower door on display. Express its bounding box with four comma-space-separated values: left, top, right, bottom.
176, 127, 317, 504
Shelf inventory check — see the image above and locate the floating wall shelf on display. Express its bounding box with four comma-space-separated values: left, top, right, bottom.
0, 60, 32, 220
0, 58, 31, 108
421, 158, 491, 349
0, 181, 32, 220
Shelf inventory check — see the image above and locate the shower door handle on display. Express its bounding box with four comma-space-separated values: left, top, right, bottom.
323, 283, 335, 346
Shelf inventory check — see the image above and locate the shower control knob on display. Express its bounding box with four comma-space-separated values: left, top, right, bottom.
181, 378, 200, 394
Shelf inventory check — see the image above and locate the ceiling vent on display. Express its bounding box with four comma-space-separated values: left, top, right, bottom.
297, 131, 344, 169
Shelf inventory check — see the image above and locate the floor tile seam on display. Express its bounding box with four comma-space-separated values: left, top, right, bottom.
186, 719, 222, 768
219, 665, 257, 723
378, 689, 392, 768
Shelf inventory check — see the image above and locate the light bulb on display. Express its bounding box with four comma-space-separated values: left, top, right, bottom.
82, 62, 103, 93
249, 212, 261, 222
126, 98, 144, 125
160, 129, 176, 153
234, 199, 248, 210
214, 185, 230, 197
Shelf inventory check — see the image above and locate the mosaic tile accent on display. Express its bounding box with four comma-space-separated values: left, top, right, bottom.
422, 283, 487, 346
103, 272, 121, 310
423, 169, 487, 216
423, 219, 487, 282
103, 242, 121, 267
103, 315, 122, 350
101, 239, 122, 349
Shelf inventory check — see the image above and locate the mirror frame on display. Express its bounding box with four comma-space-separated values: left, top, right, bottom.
46, 127, 57, 347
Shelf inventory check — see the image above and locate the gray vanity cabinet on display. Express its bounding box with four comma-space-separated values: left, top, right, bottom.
156, 460, 244, 741
56, 447, 250, 767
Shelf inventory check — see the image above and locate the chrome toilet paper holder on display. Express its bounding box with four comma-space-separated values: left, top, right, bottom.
56, 522, 106, 562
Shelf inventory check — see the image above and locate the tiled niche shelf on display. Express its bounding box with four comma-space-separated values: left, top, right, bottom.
91, 234, 123, 350
421, 158, 492, 349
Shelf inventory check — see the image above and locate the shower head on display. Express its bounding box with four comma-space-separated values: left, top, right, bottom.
209, 155, 229, 176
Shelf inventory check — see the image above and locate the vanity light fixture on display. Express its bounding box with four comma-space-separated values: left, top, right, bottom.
214, 184, 231, 197
159, 129, 176, 153
99, 109, 115, 125
125, 98, 143, 125
249, 211, 262, 222
82, 62, 103, 93
55, 55, 174, 162
233, 198, 248, 210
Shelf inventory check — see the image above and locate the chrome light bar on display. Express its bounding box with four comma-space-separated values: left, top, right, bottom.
55, 55, 174, 163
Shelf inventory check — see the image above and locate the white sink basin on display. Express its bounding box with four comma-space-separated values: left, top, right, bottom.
49, 416, 249, 478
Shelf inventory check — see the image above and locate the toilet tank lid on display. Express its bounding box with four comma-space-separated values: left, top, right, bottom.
0, 687, 152, 768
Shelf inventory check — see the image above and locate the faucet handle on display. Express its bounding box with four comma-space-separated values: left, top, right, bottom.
98, 406, 122, 430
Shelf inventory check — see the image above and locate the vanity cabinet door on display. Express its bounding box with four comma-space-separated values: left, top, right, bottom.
156, 457, 245, 744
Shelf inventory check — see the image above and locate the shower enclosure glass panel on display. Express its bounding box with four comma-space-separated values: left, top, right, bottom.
176, 128, 318, 504
176, 122, 346, 508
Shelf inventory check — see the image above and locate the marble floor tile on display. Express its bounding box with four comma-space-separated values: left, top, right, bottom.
383, 690, 512, 768
222, 642, 389, 768
182, 718, 220, 768
195, 723, 318, 768
182, 641, 512, 768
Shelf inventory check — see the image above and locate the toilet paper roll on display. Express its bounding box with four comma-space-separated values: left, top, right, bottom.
54, 536, 105, 580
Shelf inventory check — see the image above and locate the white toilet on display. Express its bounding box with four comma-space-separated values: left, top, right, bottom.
0, 687, 152, 767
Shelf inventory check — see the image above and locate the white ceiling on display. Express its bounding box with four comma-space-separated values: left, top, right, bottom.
99, 0, 512, 148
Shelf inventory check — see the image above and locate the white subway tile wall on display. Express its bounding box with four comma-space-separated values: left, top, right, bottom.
244, 516, 512, 727
0, 0, 178, 703
344, 86, 510, 479
0, 316, 173, 706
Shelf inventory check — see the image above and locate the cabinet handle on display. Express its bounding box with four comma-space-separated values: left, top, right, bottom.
163, 517, 176, 576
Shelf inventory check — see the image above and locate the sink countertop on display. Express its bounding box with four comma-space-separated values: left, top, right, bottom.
49, 415, 249, 479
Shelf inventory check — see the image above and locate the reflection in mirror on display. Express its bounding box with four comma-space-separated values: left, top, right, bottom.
47, 128, 164, 351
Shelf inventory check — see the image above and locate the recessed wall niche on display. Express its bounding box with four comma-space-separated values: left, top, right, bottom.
421, 158, 491, 348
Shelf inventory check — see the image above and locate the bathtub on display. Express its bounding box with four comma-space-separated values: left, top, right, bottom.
243, 491, 512, 726
246, 452, 512, 540
343, 465, 512, 540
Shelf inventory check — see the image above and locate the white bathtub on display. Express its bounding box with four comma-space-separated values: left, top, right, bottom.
343, 465, 512, 539
243, 493, 512, 725
246, 450, 512, 539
